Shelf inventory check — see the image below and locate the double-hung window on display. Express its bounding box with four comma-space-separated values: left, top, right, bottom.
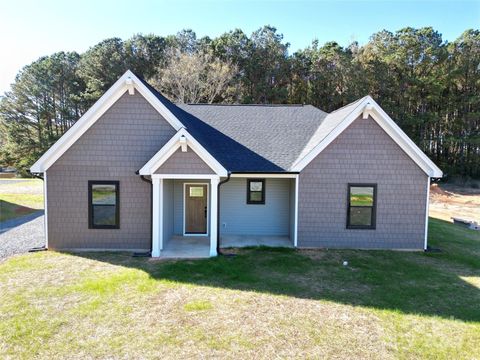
247, 179, 265, 204
88, 181, 120, 229
347, 184, 376, 229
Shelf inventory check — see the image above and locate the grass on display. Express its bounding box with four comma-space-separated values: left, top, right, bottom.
0, 179, 43, 222
0, 218, 479, 359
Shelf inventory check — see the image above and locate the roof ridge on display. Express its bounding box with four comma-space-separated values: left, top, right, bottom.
329, 96, 369, 114
182, 103, 305, 107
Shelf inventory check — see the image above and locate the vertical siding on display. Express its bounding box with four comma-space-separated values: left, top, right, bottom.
298, 115, 428, 249
163, 179, 174, 245
47, 91, 176, 250
155, 148, 214, 174
219, 178, 290, 236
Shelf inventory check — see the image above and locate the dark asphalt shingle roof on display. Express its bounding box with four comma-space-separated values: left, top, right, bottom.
139, 78, 329, 172
177, 104, 328, 171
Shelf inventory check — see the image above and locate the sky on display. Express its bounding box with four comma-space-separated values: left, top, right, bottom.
0, 0, 478, 94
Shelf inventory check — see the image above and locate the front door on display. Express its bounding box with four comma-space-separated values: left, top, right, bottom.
185, 184, 208, 234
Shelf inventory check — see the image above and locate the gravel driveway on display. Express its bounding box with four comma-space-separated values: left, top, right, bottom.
0, 212, 45, 259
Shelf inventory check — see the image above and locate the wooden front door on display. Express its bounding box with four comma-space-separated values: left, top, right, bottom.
185, 184, 208, 234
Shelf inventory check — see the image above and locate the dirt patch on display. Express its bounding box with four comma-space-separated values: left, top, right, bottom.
429, 183, 480, 222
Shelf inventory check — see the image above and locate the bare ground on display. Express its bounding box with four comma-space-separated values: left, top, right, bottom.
429, 183, 480, 223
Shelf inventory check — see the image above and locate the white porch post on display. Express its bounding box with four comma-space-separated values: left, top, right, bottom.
152, 177, 163, 257
294, 174, 299, 248
209, 176, 220, 256
424, 176, 431, 251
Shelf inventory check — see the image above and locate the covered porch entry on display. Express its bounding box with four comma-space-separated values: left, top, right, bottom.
151, 173, 298, 259
152, 174, 220, 258
139, 129, 299, 258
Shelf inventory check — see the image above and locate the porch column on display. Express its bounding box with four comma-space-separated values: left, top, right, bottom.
294, 175, 299, 248
152, 177, 163, 257
209, 176, 220, 256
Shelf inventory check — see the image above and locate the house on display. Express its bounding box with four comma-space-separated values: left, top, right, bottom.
30, 70, 442, 258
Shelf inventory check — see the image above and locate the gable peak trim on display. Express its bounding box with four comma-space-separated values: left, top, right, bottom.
291, 96, 442, 177
139, 128, 228, 176
30, 70, 184, 173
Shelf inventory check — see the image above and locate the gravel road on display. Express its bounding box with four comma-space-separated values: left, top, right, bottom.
0, 212, 45, 260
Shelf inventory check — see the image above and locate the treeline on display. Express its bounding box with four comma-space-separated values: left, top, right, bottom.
0, 26, 479, 178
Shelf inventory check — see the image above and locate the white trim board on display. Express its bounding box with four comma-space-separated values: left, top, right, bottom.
139, 128, 228, 176
424, 177, 431, 250
291, 96, 443, 178
30, 70, 184, 173
152, 174, 221, 180
43, 172, 49, 249
183, 182, 209, 236
294, 174, 299, 248
152, 177, 163, 257
230, 173, 298, 178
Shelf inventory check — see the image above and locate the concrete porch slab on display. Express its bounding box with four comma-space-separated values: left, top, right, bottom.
220, 235, 293, 248
158, 235, 293, 259
160, 236, 210, 259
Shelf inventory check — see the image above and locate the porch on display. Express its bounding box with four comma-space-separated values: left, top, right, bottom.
151, 174, 299, 259
158, 235, 293, 259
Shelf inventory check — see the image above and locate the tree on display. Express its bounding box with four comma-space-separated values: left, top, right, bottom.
1, 26, 479, 178
243, 26, 291, 103
0, 52, 86, 174
151, 50, 238, 103
124, 34, 168, 79
165, 29, 198, 54
290, 41, 358, 111
443, 30, 480, 176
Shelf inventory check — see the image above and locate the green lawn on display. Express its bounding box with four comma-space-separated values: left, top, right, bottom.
0, 218, 479, 359
0, 179, 43, 222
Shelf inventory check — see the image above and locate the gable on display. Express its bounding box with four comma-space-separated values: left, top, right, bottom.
292, 96, 442, 177
154, 148, 214, 175
304, 115, 427, 177
139, 128, 228, 176
30, 70, 184, 173
51, 91, 177, 171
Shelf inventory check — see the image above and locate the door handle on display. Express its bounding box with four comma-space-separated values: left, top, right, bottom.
204, 206, 207, 218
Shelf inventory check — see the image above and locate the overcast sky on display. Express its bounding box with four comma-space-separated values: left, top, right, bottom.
0, 0, 478, 95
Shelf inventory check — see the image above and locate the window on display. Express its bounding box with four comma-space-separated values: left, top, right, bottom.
347, 184, 376, 229
247, 179, 265, 204
88, 181, 119, 229
189, 186, 204, 197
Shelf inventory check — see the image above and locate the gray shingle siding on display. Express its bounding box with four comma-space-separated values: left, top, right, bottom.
297, 115, 428, 249
46, 91, 176, 250
154, 148, 214, 174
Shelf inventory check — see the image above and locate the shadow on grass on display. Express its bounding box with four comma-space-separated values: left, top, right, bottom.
69, 218, 480, 323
